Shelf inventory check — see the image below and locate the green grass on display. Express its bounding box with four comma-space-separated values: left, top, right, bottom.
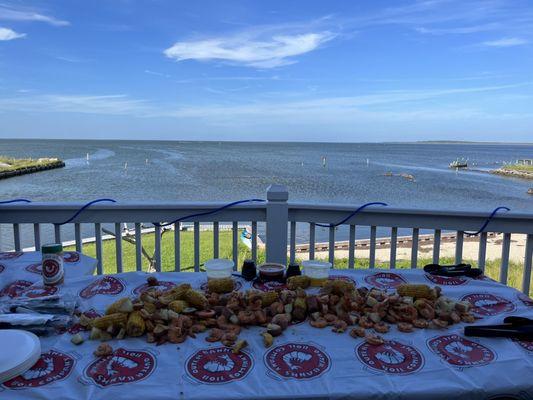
67, 230, 532, 296
0, 156, 62, 172
66, 230, 264, 274
501, 164, 533, 173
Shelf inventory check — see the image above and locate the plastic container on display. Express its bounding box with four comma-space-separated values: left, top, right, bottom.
258, 263, 286, 282
42, 243, 64, 286
302, 260, 332, 286
205, 259, 234, 280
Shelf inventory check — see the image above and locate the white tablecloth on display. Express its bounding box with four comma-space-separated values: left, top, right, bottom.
0, 264, 532, 399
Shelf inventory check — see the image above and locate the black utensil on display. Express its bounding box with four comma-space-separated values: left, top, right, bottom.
464, 316, 533, 340
424, 263, 482, 278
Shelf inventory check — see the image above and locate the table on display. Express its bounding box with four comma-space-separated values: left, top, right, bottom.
0, 251, 96, 299
0, 263, 532, 399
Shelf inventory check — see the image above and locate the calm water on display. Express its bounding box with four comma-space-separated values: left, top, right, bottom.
1, 140, 532, 248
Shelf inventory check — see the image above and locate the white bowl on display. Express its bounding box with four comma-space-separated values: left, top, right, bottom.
205, 259, 234, 279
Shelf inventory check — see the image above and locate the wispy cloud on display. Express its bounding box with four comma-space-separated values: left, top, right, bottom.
481, 37, 528, 47
415, 24, 500, 35
0, 82, 529, 120
164, 30, 336, 68
144, 69, 171, 78
0, 26, 24, 40
0, 94, 149, 115
0, 3, 69, 26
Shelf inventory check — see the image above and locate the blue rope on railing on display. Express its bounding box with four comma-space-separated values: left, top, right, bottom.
55, 198, 117, 225
464, 206, 510, 236
152, 198, 266, 228
315, 202, 389, 228
0, 197, 511, 238
0, 199, 32, 204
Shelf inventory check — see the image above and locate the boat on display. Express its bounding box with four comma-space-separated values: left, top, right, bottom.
449, 158, 468, 169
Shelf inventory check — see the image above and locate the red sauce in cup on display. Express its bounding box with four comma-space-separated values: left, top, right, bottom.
258, 263, 286, 282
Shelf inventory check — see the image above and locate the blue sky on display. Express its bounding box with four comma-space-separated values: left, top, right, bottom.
0, 0, 532, 142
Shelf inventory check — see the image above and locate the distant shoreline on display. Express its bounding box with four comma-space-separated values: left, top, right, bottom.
0, 138, 531, 145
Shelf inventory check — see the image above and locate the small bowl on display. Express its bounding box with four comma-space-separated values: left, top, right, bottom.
302, 260, 332, 286
205, 259, 234, 280
258, 263, 286, 282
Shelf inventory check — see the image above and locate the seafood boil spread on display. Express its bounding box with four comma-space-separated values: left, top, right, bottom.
82, 277, 475, 351
1, 253, 532, 399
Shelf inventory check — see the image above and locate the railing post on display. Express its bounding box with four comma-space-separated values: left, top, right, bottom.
266, 184, 288, 264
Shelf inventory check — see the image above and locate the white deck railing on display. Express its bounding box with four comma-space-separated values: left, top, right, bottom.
1, 184, 532, 293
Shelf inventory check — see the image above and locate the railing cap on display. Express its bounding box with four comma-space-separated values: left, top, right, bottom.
267, 184, 288, 201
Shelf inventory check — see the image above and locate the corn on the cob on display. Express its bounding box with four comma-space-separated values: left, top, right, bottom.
91, 313, 128, 329
159, 283, 192, 304
105, 297, 134, 314
126, 311, 146, 337
322, 279, 356, 295
184, 289, 208, 309
261, 291, 279, 307
207, 277, 235, 294
397, 284, 434, 299
286, 275, 311, 290
168, 300, 187, 313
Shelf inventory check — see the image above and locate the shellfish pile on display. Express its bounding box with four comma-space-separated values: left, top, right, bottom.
77, 276, 476, 349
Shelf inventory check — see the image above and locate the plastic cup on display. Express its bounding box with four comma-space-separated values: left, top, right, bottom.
302, 260, 332, 286
205, 259, 234, 280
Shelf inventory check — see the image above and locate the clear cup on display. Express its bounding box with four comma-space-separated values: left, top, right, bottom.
205, 259, 234, 280
302, 260, 332, 286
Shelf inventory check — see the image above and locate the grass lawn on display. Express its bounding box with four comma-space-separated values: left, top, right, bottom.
67, 230, 532, 296
501, 164, 533, 173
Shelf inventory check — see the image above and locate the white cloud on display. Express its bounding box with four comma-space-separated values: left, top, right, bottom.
0, 82, 529, 120
481, 37, 528, 47
164, 31, 336, 68
0, 26, 25, 40
415, 24, 499, 35
0, 4, 69, 26
0, 94, 150, 115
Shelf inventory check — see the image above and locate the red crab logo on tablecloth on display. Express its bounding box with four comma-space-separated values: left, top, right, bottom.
0, 251, 23, 260
132, 281, 176, 296
252, 279, 286, 292
0, 280, 33, 298
428, 334, 495, 367
356, 340, 424, 375
264, 342, 330, 380
20, 284, 58, 298
200, 279, 243, 293
25, 263, 42, 274
364, 273, 407, 290
68, 309, 102, 334
3, 350, 74, 389
425, 274, 468, 286
79, 276, 125, 299
513, 339, 533, 353
461, 293, 516, 317
63, 251, 80, 263
518, 293, 533, 307
186, 346, 253, 384
84, 348, 156, 387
